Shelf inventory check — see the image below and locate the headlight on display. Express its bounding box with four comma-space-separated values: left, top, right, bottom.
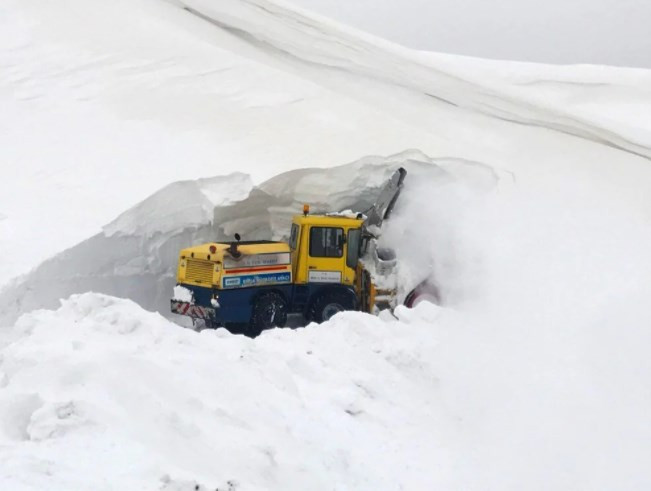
211, 294, 220, 308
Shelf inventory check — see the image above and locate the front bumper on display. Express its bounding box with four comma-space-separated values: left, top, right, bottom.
170, 300, 217, 320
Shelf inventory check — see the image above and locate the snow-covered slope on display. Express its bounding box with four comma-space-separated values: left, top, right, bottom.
0, 0, 429, 280
417, 51, 651, 144
180, 0, 651, 156
2, 0, 651, 282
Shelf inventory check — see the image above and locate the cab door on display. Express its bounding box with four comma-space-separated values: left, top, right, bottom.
289, 223, 302, 281
305, 226, 345, 284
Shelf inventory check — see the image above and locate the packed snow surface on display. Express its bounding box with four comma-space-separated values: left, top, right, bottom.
0, 295, 442, 490
2, 291, 650, 490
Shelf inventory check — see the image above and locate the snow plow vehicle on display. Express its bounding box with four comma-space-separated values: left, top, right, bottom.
171, 168, 436, 336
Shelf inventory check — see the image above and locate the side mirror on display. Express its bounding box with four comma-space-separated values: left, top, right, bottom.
234, 233, 241, 242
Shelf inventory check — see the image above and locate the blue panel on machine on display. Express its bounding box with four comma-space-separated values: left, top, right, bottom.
222, 272, 291, 289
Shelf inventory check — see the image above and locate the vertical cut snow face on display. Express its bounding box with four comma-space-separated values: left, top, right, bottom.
103, 173, 254, 238
0, 150, 500, 326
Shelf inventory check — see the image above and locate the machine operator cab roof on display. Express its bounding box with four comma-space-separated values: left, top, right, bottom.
291, 212, 365, 228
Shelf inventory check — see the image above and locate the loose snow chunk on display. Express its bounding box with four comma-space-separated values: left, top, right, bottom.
394, 301, 442, 324
172, 286, 194, 304
326, 209, 364, 219
27, 401, 87, 441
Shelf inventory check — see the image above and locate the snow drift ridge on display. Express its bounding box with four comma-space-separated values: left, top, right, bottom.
181, 0, 651, 159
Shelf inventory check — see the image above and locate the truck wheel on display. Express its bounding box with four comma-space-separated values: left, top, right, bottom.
224, 323, 248, 335
309, 291, 354, 324
249, 292, 288, 337
404, 281, 441, 308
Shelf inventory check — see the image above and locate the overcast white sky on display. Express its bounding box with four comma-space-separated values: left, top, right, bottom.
291, 0, 651, 68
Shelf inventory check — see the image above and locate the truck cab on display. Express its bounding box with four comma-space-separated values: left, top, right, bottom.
289, 213, 362, 287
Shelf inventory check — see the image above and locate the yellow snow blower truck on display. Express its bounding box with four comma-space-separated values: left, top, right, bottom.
171, 168, 436, 336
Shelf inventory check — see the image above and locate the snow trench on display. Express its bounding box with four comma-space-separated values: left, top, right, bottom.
0, 150, 500, 326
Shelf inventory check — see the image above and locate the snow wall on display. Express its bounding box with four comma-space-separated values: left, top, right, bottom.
0, 150, 499, 326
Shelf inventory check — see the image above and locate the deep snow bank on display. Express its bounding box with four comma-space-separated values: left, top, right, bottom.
0, 293, 450, 490
0, 150, 499, 326
2, 291, 650, 490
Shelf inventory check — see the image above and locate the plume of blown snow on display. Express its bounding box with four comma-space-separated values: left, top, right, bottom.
382, 155, 651, 489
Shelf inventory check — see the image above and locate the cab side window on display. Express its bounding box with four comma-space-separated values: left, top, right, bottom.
346, 228, 361, 268
310, 227, 343, 258
289, 224, 299, 250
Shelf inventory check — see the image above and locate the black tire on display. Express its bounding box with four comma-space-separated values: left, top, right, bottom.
248, 292, 288, 337
404, 281, 441, 308
308, 290, 355, 324
224, 322, 248, 335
